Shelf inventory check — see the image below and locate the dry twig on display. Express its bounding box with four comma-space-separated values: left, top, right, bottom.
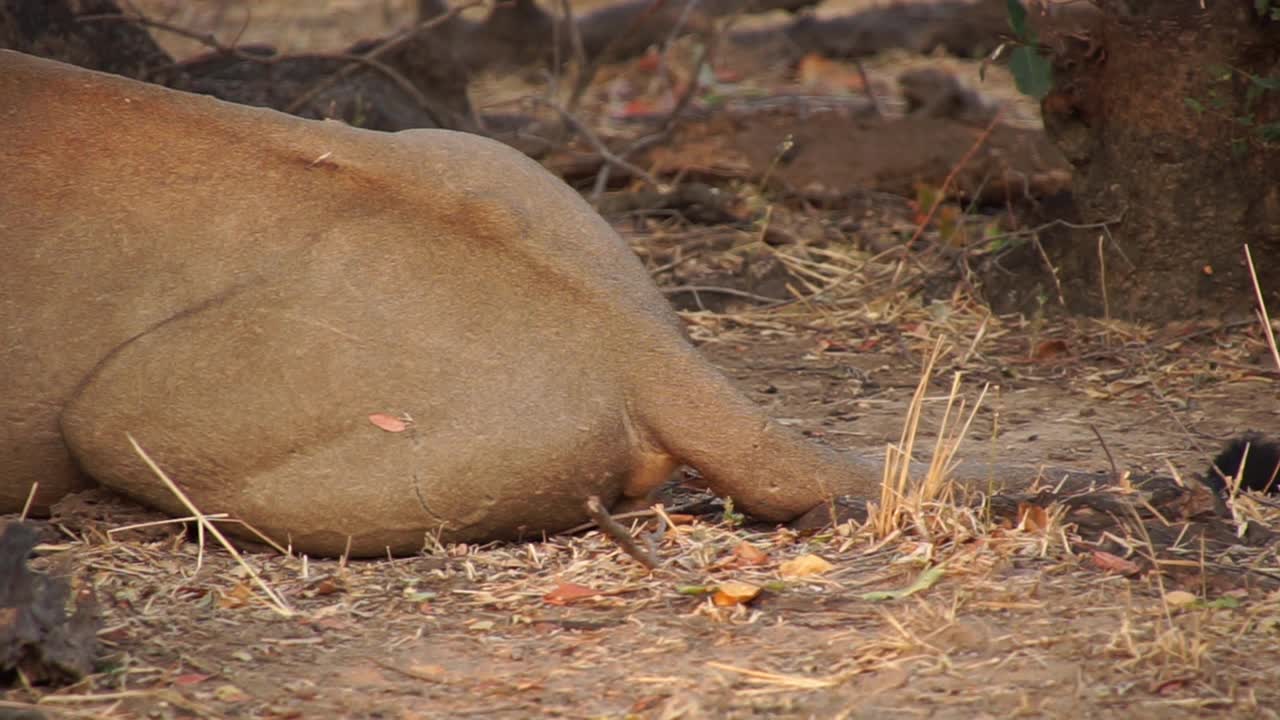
584, 495, 661, 569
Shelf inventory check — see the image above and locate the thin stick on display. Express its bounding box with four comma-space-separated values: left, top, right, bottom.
534, 98, 665, 191
584, 496, 660, 569
905, 110, 1003, 248
1089, 424, 1120, 482
108, 513, 228, 536
19, 482, 38, 522
853, 59, 883, 117
282, 3, 481, 116
1243, 244, 1280, 372
1096, 233, 1110, 331
126, 434, 292, 616
661, 285, 782, 304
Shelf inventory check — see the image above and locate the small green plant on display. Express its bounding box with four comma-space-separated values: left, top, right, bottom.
1185, 64, 1280, 155
720, 497, 745, 527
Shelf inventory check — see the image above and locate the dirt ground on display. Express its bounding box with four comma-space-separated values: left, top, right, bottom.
7, 323, 1278, 720
5, 2, 1280, 719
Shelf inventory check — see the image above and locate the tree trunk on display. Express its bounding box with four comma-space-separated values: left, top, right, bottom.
986, 1, 1280, 323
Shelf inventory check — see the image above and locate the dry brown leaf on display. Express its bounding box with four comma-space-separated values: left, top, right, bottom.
1091, 550, 1141, 575
543, 582, 600, 606
1032, 339, 1071, 361
217, 582, 254, 609
1164, 590, 1198, 608
712, 581, 762, 607
779, 554, 834, 578
733, 541, 770, 566
1017, 503, 1049, 532
368, 413, 408, 432
406, 664, 447, 681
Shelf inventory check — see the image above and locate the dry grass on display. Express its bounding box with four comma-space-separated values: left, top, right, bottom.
6, 2, 1279, 717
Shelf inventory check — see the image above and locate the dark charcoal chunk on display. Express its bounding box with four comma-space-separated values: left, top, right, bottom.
0, 522, 98, 686
1206, 433, 1280, 495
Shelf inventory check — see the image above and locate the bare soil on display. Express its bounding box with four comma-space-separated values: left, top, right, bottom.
7, 321, 1278, 720
5, 2, 1279, 719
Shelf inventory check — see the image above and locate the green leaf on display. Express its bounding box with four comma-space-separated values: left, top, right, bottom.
1248, 73, 1280, 90
1006, 0, 1028, 39
1184, 97, 1205, 114
1246, 83, 1264, 110
861, 566, 945, 602
676, 585, 712, 595
1256, 0, 1271, 16
1009, 46, 1053, 99
1257, 121, 1280, 142
1205, 63, 1232, 76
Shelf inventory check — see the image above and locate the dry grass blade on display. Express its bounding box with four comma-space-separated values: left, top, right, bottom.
126, 433, 293, 617
875, 338, 946, 535
19, 481, 37, 522
1243, 244, 1279, 372
107, 513, 230, 535
705, 662, 839, 689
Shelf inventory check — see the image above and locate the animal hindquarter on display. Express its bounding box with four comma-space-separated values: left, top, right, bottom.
1, 50, 877, 556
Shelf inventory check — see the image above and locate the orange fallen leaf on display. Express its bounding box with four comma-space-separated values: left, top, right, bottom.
733, 541, 770, 566
1154, 678, 1190, 695
543, 582, 600, 606
217, 582, 254, 609
797, 53, 864, 92
712, 581, 762, 607
1016, 503, 1049, 532
368, 413, 408, 432
779, 554, 834, 578
1031, 339, 1070, 361
1092, 550, 1141, 575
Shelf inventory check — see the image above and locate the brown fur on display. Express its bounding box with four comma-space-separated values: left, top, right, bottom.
1, 51, 1039, 557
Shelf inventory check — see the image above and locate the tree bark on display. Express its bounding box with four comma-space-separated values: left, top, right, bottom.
987, 0, 1280, 323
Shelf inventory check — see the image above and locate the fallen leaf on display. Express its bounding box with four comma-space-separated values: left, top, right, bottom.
1016, 503, 1049, 532
1164, 590, 1197, 608
712, 581, 762, 607
1032, 339, 1071, 361
797, 53, 864, 92
542, 582, 600, 606
311, 578, 341, 596
368, 413, 408, 432
467, 620, 495, 632
1091, 550, 1142, 575
1154, 678, 1190, 695
213, 684, 250, 703
405, 664, 446, 681
861, 566, 944, 601
631, 695, 665, 713
217, 582, 254, 609
173, 673, 210, 686
779, 554, 834, 578
732, 541, 770, 566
